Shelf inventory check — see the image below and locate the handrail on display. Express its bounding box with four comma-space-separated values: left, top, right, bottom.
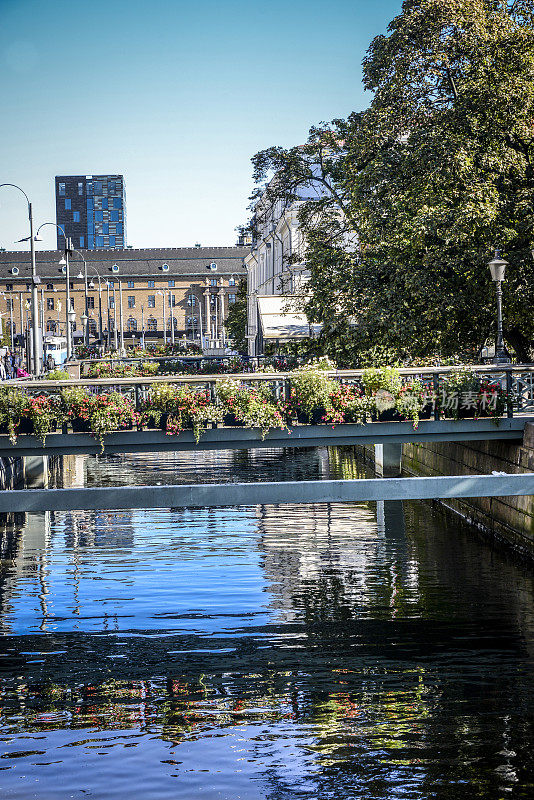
8, 363, 534, 390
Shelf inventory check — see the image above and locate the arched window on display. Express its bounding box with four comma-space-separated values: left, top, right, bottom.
147, 317, 157, 331
186, 316, 198, 327
46, 320, 57, 333
127, 317, 137, 332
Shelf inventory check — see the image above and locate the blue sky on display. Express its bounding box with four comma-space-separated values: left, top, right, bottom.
0, 0, 402, 250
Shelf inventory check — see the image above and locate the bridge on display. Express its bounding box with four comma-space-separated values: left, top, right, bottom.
2, 364, 534, 512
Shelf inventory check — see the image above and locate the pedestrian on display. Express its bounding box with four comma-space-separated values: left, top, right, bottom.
4, 351, 13, 380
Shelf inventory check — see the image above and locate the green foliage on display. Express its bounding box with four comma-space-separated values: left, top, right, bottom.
224, 279, 248, 352
44, 369, 70, 381
248, 0, 534, 362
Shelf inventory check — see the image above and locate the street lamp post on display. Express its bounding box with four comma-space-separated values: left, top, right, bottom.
118, 280, 125, 353
88, 269, 103, 345
35, 222, 73, 360
1, 183, 41, 375
169, 291, 175, 346
488, 251, 511, 364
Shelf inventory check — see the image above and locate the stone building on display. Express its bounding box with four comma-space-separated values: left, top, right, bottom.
0, 246, 247, 346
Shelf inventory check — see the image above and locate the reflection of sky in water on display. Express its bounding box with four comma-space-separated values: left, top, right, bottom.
1, 447, 534, 799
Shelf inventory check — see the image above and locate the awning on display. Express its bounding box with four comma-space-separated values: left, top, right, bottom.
257, 295, 322, 341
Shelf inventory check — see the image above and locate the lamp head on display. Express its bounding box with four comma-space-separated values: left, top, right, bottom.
89, 280, 95, 289
76, 271, 84, 279
488, 251, 508, 282
58, 256, 66, 267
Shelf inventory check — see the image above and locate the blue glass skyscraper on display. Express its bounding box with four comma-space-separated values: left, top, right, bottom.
55, 174, 126, 250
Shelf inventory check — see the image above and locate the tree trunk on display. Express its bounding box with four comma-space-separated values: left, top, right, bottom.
505, 326, 532, 364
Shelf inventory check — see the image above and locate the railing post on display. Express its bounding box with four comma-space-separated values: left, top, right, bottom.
433, 373, 440, 420
506, 370, 514, 418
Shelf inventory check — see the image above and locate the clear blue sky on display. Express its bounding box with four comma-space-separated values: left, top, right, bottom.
0, 0, 402, 251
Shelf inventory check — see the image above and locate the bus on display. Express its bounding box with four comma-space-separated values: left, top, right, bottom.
43, 336, 68, 366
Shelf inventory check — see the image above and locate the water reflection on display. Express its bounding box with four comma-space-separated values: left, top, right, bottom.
0, 448, 533, 799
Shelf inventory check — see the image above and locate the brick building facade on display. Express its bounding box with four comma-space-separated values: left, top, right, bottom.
0, 247, 247, 345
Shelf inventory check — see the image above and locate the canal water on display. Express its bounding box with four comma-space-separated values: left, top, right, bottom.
1, 447, 534, 799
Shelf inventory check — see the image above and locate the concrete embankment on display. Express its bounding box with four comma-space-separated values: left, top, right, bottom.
355, 423, 534, 560
402, 432, 534, 559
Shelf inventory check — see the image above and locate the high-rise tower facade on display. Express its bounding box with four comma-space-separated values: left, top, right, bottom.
55, 174, 126, 250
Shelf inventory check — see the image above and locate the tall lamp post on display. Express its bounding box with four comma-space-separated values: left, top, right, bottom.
34, 222, 74, 360
88, 268, 103, 344
1, 183, 41, 374
488, 251, 511, 364
187, 293, 204, 350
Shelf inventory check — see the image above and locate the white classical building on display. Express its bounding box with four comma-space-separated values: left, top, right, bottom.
244, 184, 323, 357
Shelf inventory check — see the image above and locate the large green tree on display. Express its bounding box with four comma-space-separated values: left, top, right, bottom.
249, 0, 534, 363
224, 278, 248, 353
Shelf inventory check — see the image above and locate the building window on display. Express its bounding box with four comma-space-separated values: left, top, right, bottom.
168, 279, 175, 288
6, 299, 13, 311
102, 223, 109, 235
127, 280, 134, 288
109, 297, 115, 309
110, 210, 119, 222
147, 317, 157, 331
88, 235, 94, 248
109, 235, 116, 247
73, 211, 80, 223
65, 199, 71, 210
187, 294, 196, 306
167, 317, 178, 330
168, 294, 176, 307
228, 293, 236, 304
69, 282, 74, 290
116, 223, 123, 235
228, 277, 236, 286
147, 280, 154, 288
95, 235, 104, 247
88, 222, 95, 234
79, 236, 85, 248
127, 316, 137, 332
210, 278, 218, 286
26, 283, 31, 291
6, 283, 13, 291
46, 320, 56, 332
94, 210, 103, 222
89, 319, 97, 335
87, 198, 94, 211
148, 295, 155, 308
94, 181, 102, 194
70, 297, 74, 310
78, 182, 83, 195
58, 182, 65, 196
102, 198, 108, 210
108, 280, 114, 287
87, 297, 95, 309
113, 197, 122, 209
47, 298, 54, 310
128, 296, 135, 308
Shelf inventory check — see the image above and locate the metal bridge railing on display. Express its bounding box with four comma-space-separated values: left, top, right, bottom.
5, 364, 534, 416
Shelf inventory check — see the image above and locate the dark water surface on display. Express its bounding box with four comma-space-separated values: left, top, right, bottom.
1, 447, 533, 799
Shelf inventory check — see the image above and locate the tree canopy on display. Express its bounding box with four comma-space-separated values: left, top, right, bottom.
247, 0, 534, 363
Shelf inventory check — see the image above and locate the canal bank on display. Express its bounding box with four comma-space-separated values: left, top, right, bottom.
357, 423, 534, 561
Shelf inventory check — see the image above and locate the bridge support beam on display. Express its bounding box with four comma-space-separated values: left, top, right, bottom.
374, 443, 403, 477
23, 455, 49, 489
